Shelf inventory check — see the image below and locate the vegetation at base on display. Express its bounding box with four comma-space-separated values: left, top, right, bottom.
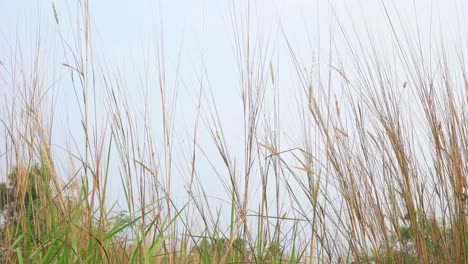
0, 1, 467, 263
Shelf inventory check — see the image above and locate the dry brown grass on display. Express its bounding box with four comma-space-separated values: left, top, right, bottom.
0, 1, 466, 263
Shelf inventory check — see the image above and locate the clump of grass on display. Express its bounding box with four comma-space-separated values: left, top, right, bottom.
0, 1, 467, 263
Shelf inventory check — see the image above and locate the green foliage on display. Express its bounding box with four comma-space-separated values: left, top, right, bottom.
365, 215, 463, 263
0, 164, 49, 222
0, 183, 10, 211
189, 237, 250, 263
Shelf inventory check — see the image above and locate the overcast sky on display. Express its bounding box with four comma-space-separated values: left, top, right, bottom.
1, 0, 467, 216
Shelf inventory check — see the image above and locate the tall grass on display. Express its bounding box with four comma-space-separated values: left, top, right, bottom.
0, 1, 467, 263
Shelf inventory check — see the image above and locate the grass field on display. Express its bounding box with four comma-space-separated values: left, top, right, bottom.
0, 1, 467, 263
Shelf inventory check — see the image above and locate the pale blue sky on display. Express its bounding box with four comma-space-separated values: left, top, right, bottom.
1, 0, 467, 220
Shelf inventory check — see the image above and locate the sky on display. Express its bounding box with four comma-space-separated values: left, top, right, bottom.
1, 0, 467, 223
